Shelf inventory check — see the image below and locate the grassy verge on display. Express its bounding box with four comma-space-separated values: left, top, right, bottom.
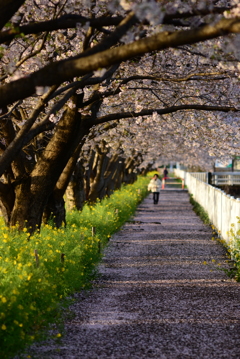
189, 194, 211, 225
224, 223, 240, 281
0, 176, 149, 359
189, 195, 240, 280
174, 177, 183, 183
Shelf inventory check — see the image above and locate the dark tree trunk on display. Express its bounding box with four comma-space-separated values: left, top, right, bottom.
140, 163, 152, 176
0, 182, 15, 224
8, 94, 89, 233
0, 0, 26, 30
104, 155, 125, 196
123, 157, 137, 184
42, 193, 66, 228
88, 142, 110, 202
66, 160, 86, 211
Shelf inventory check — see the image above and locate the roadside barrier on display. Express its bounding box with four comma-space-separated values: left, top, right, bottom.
162, 178, 165, 189
181, 178, 184, 189
174, 168, 240, 243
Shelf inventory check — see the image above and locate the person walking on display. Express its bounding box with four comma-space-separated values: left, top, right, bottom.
148, 174, 162, 204
163, 166, 168, 179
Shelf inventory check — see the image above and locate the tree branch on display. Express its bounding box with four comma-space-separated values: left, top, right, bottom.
0, 85, 58, 177
0, 14, 124, 44
0, 0, 26, 30
90, 104, 239, 126
0, 17, 239, 107
0, 6, 232, 43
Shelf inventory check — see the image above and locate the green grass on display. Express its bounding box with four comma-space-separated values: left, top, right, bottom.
224, 221, 240, 282
188, 195, 240, 281
189, 194, 210, 225
0, 176, 149, 359
174, 177, 183, 183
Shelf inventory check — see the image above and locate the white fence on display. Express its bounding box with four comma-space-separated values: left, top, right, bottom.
174, 168, 240, 243
190, 172, 208, 183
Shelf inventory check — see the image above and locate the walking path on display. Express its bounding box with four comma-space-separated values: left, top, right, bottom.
26, 182, 240, 358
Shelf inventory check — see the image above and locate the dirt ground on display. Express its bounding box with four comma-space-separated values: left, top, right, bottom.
20, 185, 240, 359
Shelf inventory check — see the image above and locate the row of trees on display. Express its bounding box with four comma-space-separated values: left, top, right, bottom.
0, 0, 239, 232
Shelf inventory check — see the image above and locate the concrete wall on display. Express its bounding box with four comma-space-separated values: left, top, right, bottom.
174, 169, 240, 243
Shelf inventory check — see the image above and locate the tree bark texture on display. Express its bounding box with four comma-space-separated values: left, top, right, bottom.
7, 94, 89, 232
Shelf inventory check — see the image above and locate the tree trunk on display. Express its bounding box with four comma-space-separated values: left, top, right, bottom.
43, 136, 88, 226
123, 157, 137, 184
42, 192, 66, 228
88, 142, 110, 202
0, 182, 15, 224
141, 163, 153, 176
9, 94, 88, 232
66, 160, 86, 211
0, 0, 26, 30
104, 155, 125, 196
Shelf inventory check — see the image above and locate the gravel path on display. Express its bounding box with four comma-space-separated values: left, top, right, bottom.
24, 187, 240, 358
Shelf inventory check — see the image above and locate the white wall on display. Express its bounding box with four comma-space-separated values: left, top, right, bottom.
174, 169, 240, 243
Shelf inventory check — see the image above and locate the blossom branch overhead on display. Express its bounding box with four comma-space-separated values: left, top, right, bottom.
0, 0, 240, 177
0, 16, 240, 107
91, 104, 240, 127
0, 5, 234, 43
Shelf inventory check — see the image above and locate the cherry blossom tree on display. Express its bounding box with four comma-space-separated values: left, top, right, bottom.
0, 0, 239, 232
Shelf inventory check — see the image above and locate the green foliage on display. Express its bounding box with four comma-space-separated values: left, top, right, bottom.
189, 196, 240, 282
174, 177, 183, 183
189, 194, 210, 225
0, 176, 149, 359
224, 221, 240, 282
146, 171, 160, 178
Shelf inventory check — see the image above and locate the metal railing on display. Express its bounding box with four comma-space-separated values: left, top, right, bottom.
175, 168, 240, 186
211, 172, 240, 186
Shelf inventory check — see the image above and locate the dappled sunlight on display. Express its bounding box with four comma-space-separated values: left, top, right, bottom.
98, 278, 233, 285
79, 317, 239, 327
105, 255, 227, 262
104, 261, 220, 268
111, 238, 217, 244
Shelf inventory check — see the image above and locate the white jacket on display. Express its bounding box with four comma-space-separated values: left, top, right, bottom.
148, 178, 161, 192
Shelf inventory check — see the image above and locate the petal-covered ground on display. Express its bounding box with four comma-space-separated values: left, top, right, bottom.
23, 185, 240, 359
